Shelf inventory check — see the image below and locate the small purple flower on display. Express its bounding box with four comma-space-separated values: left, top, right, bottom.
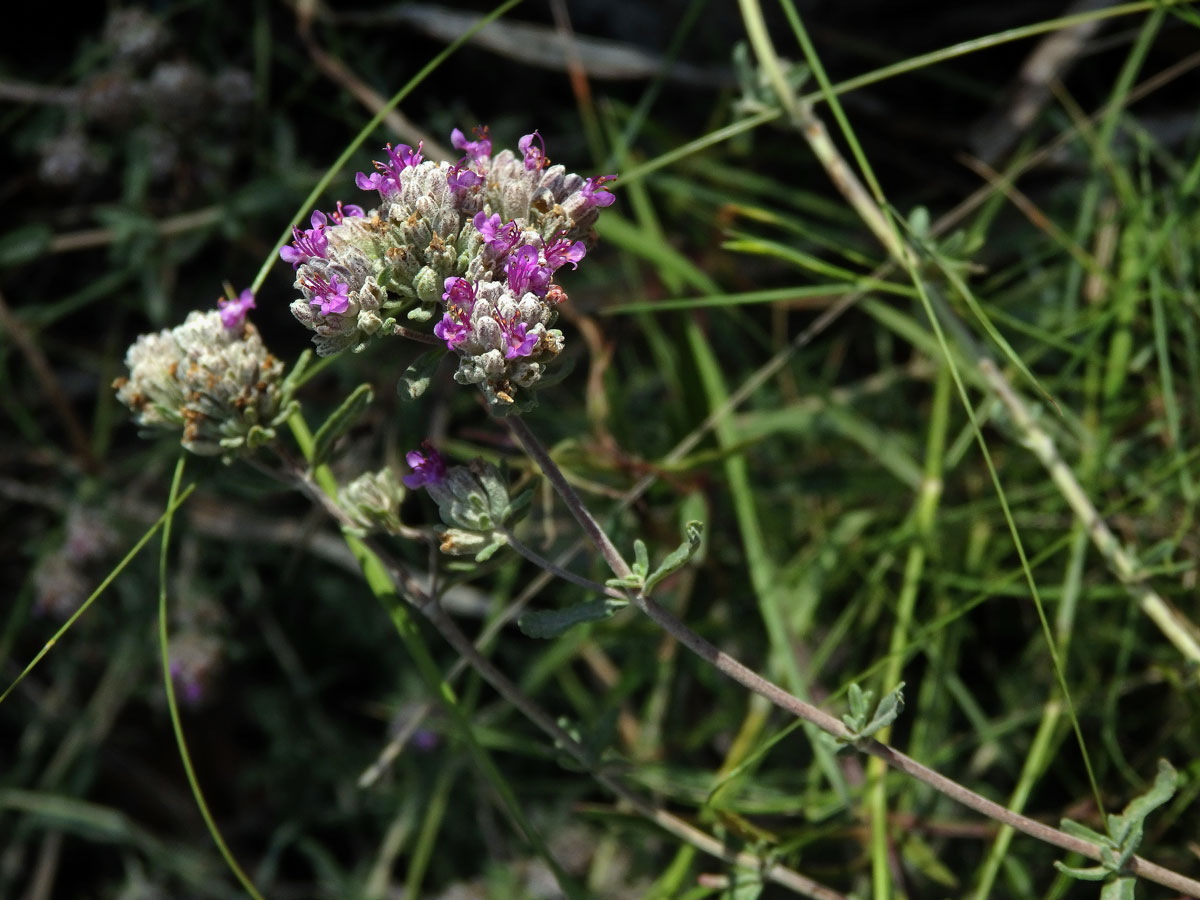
328, 200, 364, 223
354, 170, 390, 196
499, 316, 538, 359
473, 212, 520, 256
403, 442, 447, 488
580, 174, 616, 209
442, 276, 477, 310
433, 312, 470, 349
447, 158, 483, 192
355, 142, 423, 198
450, 125, 491, 164
301, 273, 351, 315
280, 210, 330, 268
506, 245, 551, 297
543, 235, 586, 272
435, 277, 475, 349
217, 288, 256, 329
518, 131, 547, 171
385, 141, 423, 170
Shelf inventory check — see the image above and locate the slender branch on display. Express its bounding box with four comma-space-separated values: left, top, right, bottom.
501, 525, 625, 599
507, 416, 635, 580
510, 417, 1200, 898
295, 455, 847, 899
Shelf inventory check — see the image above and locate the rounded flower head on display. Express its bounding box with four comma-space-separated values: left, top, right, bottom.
282, 125, 616, 407
114, 309, 293, 458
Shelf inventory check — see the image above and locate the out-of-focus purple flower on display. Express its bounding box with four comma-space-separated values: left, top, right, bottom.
580, 174, 617, 209
506, 245, 551, 297
499, 316, 538, 359
451, 125, 491, 164
403, 442, 447, 488
302, 273, 351, 315
447, 158, 482, 192
170, 659, 206, 705
474, 212, 520, 256
280, 210, 330, 268
217, 288, 256, 329
518, 131, 547, 171
328, 200, 364, 223
412, 729, 440, 752
544, 235, 586, 272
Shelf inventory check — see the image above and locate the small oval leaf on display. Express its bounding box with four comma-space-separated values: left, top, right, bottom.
518, 599, 623, 639
398, 349, 444, 401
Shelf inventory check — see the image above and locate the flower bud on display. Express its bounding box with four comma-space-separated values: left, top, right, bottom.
340, 467, 407, 535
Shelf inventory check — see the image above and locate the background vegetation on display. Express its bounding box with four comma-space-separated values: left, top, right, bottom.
2, 1, 1200, 898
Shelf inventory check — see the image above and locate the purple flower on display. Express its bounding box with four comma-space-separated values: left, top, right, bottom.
385, 141, 423, 170
442, 276, 477, 310
450, 126, 491, 164
518, 131, 547, 171
354, 170, 390, 196
447, 158, 483, 192
217, 288, 256, 329
580, 174, 616, 209
280, 210, 330, 268
544, 235, 586, 272
435, 277, 475, 349
301, 273, 351, 315
328, 201, 364, 223
403, 442, 447, 488
355, 142, 423, 198
506, 245, 551, 297
433, 312, 470, 349
499, 316, 538, 359
473, 212, 520, 256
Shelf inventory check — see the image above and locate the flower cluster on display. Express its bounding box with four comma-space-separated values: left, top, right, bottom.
284, 126, 614, 411
113, 294, 293, 457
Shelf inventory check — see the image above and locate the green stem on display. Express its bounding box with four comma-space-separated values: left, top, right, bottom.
866, 362, 952, 898
158, 457, 267, 900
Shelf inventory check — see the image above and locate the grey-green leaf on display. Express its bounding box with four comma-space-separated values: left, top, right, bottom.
1053, 862, 1112, 882
398, 349, 444, 401
311, 383, 373, 467
518, 599, 625, 639
1100, 876, 1136, 900
633, 539, 650, 577
644, 521, 705, 594
864, 681, 906, 736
